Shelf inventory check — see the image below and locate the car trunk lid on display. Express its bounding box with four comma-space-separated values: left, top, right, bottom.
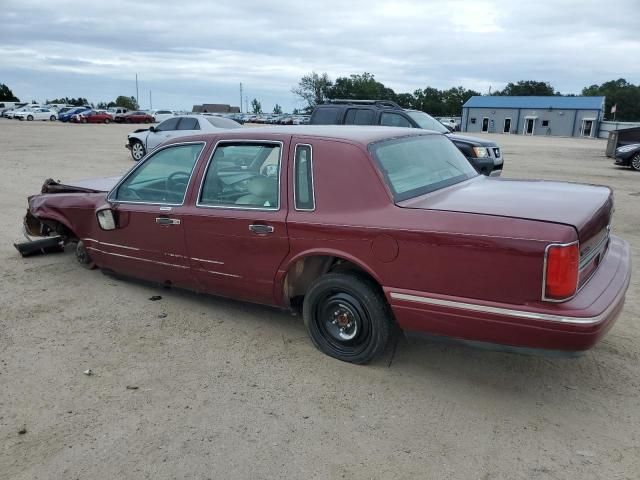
398, 176, 613, 243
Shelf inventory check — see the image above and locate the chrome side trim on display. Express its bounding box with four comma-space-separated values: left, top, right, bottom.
191, 257, 224, 265
86, 246, 188, 269
106, 141, 206, 207
83, 238, 140, 251
389, 287, 627, 326
197, 268, 241, 278
195, 139, 284, 212
293, 143, 316, 212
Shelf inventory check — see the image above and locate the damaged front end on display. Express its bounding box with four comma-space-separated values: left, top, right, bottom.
13, 177, 102, 257
14, 210, 66, 257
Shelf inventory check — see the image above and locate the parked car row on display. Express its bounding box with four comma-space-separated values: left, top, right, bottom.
245, 114, 310, 125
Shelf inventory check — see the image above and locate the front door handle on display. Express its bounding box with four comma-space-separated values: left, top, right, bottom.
249, 224, 274, 234
156, 217, 181, 225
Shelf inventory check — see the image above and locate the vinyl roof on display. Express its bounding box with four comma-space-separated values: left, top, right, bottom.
463, 96, 605, 110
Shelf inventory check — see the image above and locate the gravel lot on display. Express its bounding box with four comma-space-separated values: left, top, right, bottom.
1, 119, 638, 479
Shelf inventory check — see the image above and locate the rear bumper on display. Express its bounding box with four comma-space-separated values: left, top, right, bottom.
385, 236, 631, 353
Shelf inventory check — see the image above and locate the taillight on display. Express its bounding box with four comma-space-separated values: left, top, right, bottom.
544, 243, 579, 301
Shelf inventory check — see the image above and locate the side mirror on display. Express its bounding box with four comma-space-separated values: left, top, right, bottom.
149, 126, 156, 133
97, 209, 116, 230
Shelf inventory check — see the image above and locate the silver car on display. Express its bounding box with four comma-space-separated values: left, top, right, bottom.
126, 115, 242, 161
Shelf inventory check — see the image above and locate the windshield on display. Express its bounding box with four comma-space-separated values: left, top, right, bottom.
370, 135, 477, 201
405, 110, 449, 133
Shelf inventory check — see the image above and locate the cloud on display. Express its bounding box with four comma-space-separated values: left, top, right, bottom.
0, 0, 638, 111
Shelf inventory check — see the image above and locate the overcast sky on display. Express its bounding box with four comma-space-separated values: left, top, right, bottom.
1, 0, 639, 112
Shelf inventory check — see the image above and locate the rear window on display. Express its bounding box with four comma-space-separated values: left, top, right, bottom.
206, 117, 242, 129
311, 107, 341, 125
370, 135, 477, 201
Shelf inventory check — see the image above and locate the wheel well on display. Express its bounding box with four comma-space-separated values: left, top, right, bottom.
283, 255, 381, 310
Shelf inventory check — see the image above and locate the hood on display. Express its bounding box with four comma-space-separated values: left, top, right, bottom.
41, 176, 121, 194
398, 176, 612, 242
446, 133, 498, 147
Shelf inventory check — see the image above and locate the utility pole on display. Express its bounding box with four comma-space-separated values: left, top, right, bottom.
239, 82, 243, 113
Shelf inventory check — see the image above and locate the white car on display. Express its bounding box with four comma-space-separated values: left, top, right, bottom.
6, 105, 41, 119
14, 108, 57, 121
151, 110, 175, 122
125, 114, 242, 161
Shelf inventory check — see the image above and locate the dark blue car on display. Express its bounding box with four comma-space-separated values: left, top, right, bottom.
58, 106, 91, 122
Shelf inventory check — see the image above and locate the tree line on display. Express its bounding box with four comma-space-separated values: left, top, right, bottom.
291, 73, 640, 121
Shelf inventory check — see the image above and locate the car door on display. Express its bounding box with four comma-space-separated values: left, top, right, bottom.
183, 138, 290, 305
94, 141, 207, 289
146, 117, 181, 150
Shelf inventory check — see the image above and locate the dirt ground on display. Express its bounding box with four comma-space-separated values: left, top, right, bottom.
1, 119, 638, 480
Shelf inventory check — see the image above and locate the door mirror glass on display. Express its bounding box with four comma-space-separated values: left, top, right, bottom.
97, 209, 116, 230
149, 125, 156, 133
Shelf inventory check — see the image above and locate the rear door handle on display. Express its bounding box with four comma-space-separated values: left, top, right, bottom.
249, 224, 274, 234
156, 217, 181, 225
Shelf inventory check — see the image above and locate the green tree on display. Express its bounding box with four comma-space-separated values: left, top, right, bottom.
292, 108, 300, 115
273, 104, 283, 114
291, 71, 333, 111
441, 86, 481, 116
251, 98, 262, 114
0, 83, 19, 102
48, 97, 90, 106
327, 73, 396, 101
412, 87, 445, 116
494, 80, 556, 96
114, 96, 139, 110
582, 79, 640, 121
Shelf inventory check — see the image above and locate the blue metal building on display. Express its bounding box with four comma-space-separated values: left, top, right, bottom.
461, 96, 606, 137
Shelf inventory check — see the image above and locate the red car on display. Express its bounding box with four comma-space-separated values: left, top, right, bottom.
15, 127, 631, 364
115, 111, 154, 124
73, 111, 114, 124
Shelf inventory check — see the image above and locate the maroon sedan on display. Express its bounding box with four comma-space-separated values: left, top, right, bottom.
73, 111, 114, 124
15, 127, 631, 364
115, 111, 154, 124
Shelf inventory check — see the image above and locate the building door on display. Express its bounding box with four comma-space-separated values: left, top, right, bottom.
524, 118, 535, 135
581, 119, 594, 137
503, 118, 511, 133
482, 117, 489, 132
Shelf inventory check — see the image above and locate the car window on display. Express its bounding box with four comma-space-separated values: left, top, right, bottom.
206, 117, 242, 129
370, 135, 477, 202
178, 117, 200, 130
312, 107, 340, 125
157, 110, 171, 114
199, 143, 281, 209
294, 144, 314, 210
156, 118, 180, 131
380, 112, 412, 128
344, 108, 375, 125
113, 143, 204, 204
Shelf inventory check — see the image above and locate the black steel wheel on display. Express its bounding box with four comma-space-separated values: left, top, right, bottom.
303, 273, 392, 364
76, 241, 96, 269
631, 153, 640, 172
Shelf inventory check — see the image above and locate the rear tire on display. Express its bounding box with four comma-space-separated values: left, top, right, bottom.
104, 118, 110, 124
631, 153, 640, 172
76, 241, 96, 269
130, 140, 146, 161
49, 115, 56, 121
27, 115, 34, 121
303, 273, 392, 364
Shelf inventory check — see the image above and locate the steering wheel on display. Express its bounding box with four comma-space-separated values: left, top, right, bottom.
166, 171, 191, 193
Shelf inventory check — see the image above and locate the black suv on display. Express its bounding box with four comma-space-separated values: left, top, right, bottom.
310, 100, 503, 175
